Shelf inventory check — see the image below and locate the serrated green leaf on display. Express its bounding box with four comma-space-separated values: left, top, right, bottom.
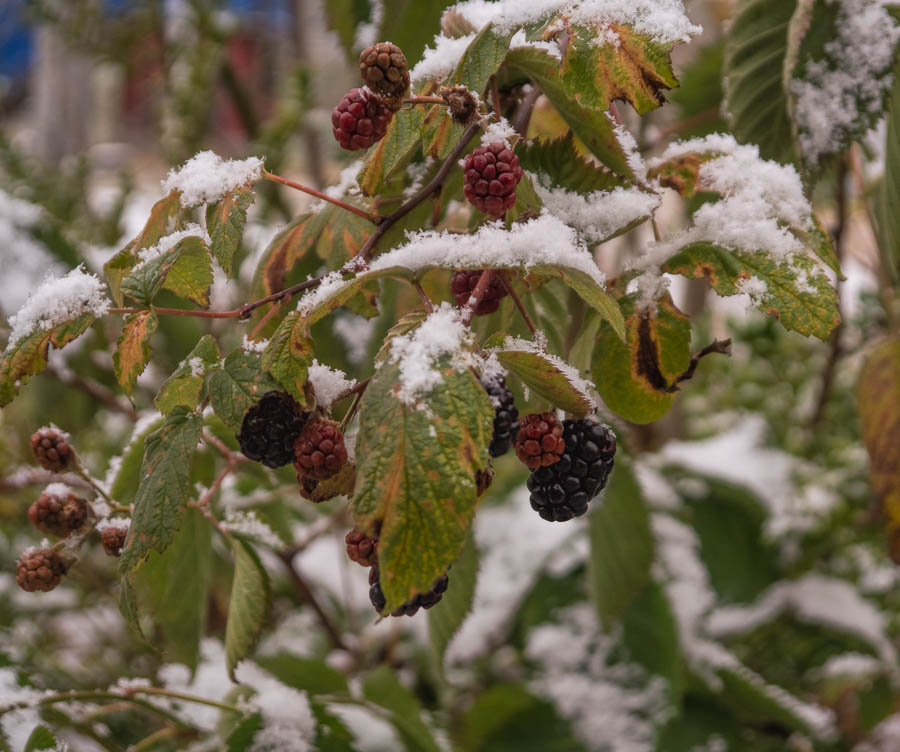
121, 235, 212, 307
495, 343, 595, 416
876, 58, 900, 285
362, 667, 442, 752
724, 0, 797, 163
358, 107, 425, 196
559, 23, 679, 115
105, 190, 181, 306
506, 47, 634, 178
261, 312, 313, 405
138, 507, 211, 670
23, 726, 57, 752
428, 530, 479, 676
226, 538, 270, 680
119, 407, 203, 572
352, 357, 493, 613
0, 312, 96, 407
593, 296, 691, 424
208, 349, 282, 434
118, 574, 147, 643
207, 187, 255, 276
109, 416, 165, 503
113, 310, 157, 395
255, 655, 350, 696
226, 713, 264, 752
589, 461, 654, 628
517, 134, 626, 194
662, 244, 839, 340
155, 334, 220, 414
375, 311, 428, 363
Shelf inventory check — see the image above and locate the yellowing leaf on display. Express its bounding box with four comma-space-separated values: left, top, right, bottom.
207, 187, 255, 276
352, 357, 493, 613
114, 310, 158, 395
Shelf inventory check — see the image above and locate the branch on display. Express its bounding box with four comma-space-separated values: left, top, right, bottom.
462, 269, 498, 327
499, 272, 537, 334
666, 339, 732, 393
45, 365, 137, 419
264, 170, 381, 224
511, 85, 542, 136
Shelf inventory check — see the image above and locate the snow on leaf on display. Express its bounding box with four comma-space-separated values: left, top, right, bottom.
155, 335, 220, 415
121, 232, 213, 308
352, 353, 493, 614
161, 150, 264, 208
307, 360, 357, 410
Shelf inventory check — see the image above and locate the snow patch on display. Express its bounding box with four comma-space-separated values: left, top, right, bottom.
308, 360, 357, 409
161, 150, 264, 207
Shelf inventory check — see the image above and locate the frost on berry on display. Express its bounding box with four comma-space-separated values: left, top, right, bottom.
450, 269, 508, 316
16, 548, 68, 592
345, 528, 378, 568
359, 42, 410, 102
369, 566, 450, 617
293, 420, 349, 481
462, 142, 523, 217
237, 391, 306, 468
30, 426, 73, 472
515, 412, 565, 470
331, 88, 392, 151
28, 487, 90, 538
527, 419, 616, 521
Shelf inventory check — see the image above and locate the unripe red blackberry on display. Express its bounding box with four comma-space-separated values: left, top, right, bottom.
237, 391, 307, 468
332, 88, 392, 151
99, 522, 129, 557
358, 42, 409, 102
30, 427, 73, 472
480, 374, 519, 457
369, 566, 449, 617
514, 412, 565, 470
293, 420, 348, 481
450, 270, 508, 316
462, 142, 522, 217
345, 528, 378, 568
527, 419, 616, 522
27, 487, 90, 538
16, 548, 68, 592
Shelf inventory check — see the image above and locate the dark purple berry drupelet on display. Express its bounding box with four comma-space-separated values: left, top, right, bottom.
450, 270, 508, 316
369, 567, 450, 617
332, 88, 392, 150
480, 375, 519, 458
237, 391, 306, 468
527, 419, 616, 521
462, 142, 522, 217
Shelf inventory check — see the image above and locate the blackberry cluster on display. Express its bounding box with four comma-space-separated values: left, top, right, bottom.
359, 42, 409, 102
462, 142, 523, 217
345, 528, 378, 568
293, 420, 348, 481
514, 412, 565, 470
30, 427, 73, 472
369, 566, 449, 617
527, 419, 616, 521
331, 88, 392, 151
237, 391, 306, 468
16, 548, 68, 592
450, 270, 508, 316
100, 524, 129, 557
480, 375, 518, 457
28, 489, 90, 538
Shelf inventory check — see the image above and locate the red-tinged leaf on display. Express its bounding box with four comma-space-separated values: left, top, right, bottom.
114, 310, 158, 395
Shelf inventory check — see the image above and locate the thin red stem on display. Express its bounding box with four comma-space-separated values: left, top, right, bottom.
462, 270, 497, 326
500, 272, 537, 334
264, 170, 380, 224
405, 96, 446, 106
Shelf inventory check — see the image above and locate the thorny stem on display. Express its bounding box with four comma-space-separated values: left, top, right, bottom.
263, 170, 381, 224
665, 339, 732, 393
353, 120, 483, 263
277, 549, 354, 654
462, 269, 498, 327
500, 272, 537, 334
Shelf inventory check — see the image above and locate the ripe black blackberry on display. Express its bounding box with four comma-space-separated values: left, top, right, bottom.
345, 528, 378, 568
527, 419, 616, 522
359, 42, 409, 103
237, 391, 306, 468
293, 420, 348, 481
332, 87, 392, 150
30, 427, 73, 472
450, 270, 508, 316
28, 489, 90, 538
514, 412, 565, 469
480, 375, 518, 457
16, 548, 68, 592
462, 142, 523, 217
369, 567, 450, 617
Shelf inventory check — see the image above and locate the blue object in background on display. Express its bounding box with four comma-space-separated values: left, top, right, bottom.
0, 0, 33, 79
